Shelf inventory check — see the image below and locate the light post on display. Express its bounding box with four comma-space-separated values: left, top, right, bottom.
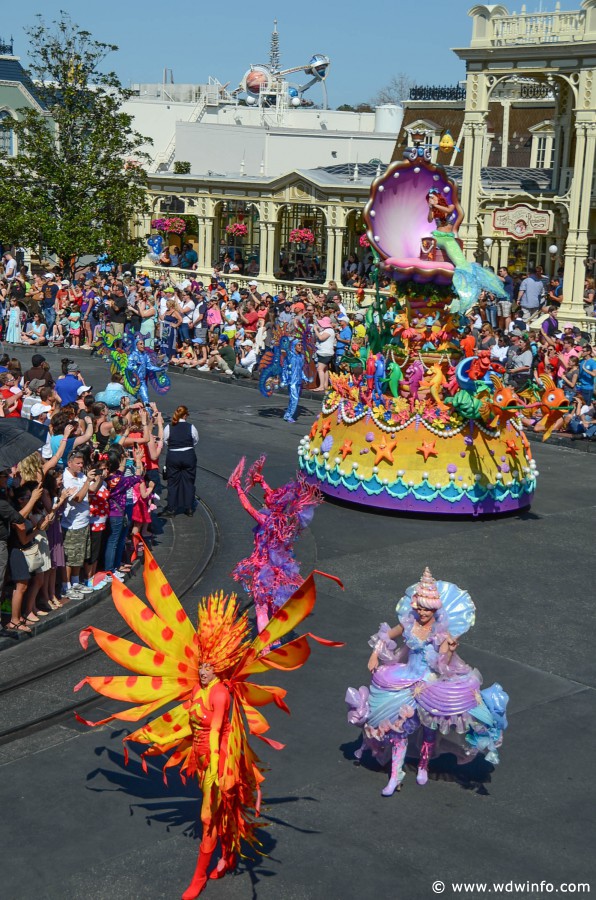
483, 236, 494, 266
548, 243, 558, 278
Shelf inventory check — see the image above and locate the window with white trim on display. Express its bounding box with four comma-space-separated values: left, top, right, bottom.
0, 111, 15, 156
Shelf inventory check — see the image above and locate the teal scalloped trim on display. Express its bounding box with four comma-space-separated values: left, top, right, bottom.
298, 456, 536, 504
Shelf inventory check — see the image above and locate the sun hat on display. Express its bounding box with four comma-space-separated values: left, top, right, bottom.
317, 317, 333, 328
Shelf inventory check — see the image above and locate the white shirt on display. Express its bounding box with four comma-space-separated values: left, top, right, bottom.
62, 470, 90, 529
240, 349, 257, 372
4, 257, 16, 281
490, 344, 508, 363
316, 328, 336, 356
181, 299, 195, 324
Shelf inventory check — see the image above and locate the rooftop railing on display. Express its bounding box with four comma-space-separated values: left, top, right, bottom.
470, 4, 592, 48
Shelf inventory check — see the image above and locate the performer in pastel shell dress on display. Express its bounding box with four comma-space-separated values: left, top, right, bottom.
346, 567, 508, 796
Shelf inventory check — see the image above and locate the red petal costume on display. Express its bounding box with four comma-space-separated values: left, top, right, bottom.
75, 545, 342, 898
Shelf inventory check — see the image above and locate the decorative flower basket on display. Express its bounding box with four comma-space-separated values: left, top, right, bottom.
151, 217, 187, 235
225, 223, 248, 237
289, 228, 315, 245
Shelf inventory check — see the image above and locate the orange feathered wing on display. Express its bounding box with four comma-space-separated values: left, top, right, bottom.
75, 546, 343, 855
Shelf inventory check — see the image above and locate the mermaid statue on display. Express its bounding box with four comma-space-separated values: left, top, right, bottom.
228, 456, 322, 632
426, 188, 508, 316
346, 567, 508, 795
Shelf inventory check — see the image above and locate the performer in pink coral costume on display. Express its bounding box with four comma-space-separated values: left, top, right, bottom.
346, 568, 508, 796
228, 456, 322, 632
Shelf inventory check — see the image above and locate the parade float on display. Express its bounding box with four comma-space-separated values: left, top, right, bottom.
298, 140, 561, 515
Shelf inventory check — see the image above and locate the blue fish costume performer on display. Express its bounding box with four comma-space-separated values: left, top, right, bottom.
95, 331, 170, 408
259, 323, 315, 423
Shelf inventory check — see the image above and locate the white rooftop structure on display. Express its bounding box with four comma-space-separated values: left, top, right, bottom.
123, 22, 403, 176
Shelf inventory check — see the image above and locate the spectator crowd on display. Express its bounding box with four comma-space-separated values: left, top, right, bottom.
0, 250, 594, 639
0, 351, 168, 636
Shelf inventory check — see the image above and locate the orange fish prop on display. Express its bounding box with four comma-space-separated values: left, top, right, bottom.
533, 374, 572, 441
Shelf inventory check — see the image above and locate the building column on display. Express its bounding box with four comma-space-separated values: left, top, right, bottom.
266, 223, 277, 277
202, 217, 214, 268
325, 225, 336, 284
499, 239, 511, 269
331, 227, 346, 285
500, 100, 510, 168
560, 116, 596, 320
259, 221, 269, 276
459, 72, 489, 261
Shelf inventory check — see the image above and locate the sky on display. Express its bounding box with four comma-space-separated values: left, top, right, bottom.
8, 0, 582, 107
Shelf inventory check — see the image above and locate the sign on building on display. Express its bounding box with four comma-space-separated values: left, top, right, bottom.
492, 204, 553, 240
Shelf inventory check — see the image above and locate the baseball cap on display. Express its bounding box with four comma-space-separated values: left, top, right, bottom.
248, 280, 258, 287
30, 402, 51, 418
77, 384, 92, 396
43, 272, 54, 279
67, 362, 79, 373
31, 354, 46, 367
60, 279, 70, 286
354, 312, 365, 321
28, 378, 46, 392
293, 302, 305, 313
218, 335, 230, 343
241, 339, 254, 347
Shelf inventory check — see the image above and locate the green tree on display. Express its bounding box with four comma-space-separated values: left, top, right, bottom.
0, 13, 151, 276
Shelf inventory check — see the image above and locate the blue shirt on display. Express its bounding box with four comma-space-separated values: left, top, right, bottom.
578, 358, 596, 392
518, 275, 544, 310
335, 325, 352, 359
55, 374, 82, 406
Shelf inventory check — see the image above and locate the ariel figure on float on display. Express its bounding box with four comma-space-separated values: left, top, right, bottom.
426, 188, 508, 315
346, 568, 508, 796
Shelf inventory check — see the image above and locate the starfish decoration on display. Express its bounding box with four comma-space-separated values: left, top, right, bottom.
309, 421, 319, 441
371, 439, 397, 466
417, 440, 438, 462
505, 439, 519, 456
339, 439, 353, 460
320, 419, 332, 438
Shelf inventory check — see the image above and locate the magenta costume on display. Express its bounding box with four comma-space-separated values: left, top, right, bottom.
346, 568, 508, 795
228, 456, 322, 632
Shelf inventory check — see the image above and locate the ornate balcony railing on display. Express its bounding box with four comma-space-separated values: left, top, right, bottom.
489, 9, 586, 46
0, 36, 14, 55
409, 85, 466, 102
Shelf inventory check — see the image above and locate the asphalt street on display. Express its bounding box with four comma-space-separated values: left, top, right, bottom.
1, 346, 595, 900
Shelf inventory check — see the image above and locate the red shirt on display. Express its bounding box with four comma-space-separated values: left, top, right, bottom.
461, 335, 476, 358
0, 387, 22, 417
243, 310, 258, 332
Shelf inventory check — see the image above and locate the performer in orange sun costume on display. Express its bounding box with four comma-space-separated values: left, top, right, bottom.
75, 545, 343, 898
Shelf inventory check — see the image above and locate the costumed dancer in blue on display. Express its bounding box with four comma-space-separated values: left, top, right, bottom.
259, 324, 315, 423
95, 332, 170, 409
128, 335, 170, 408
281, 338, 309, 424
